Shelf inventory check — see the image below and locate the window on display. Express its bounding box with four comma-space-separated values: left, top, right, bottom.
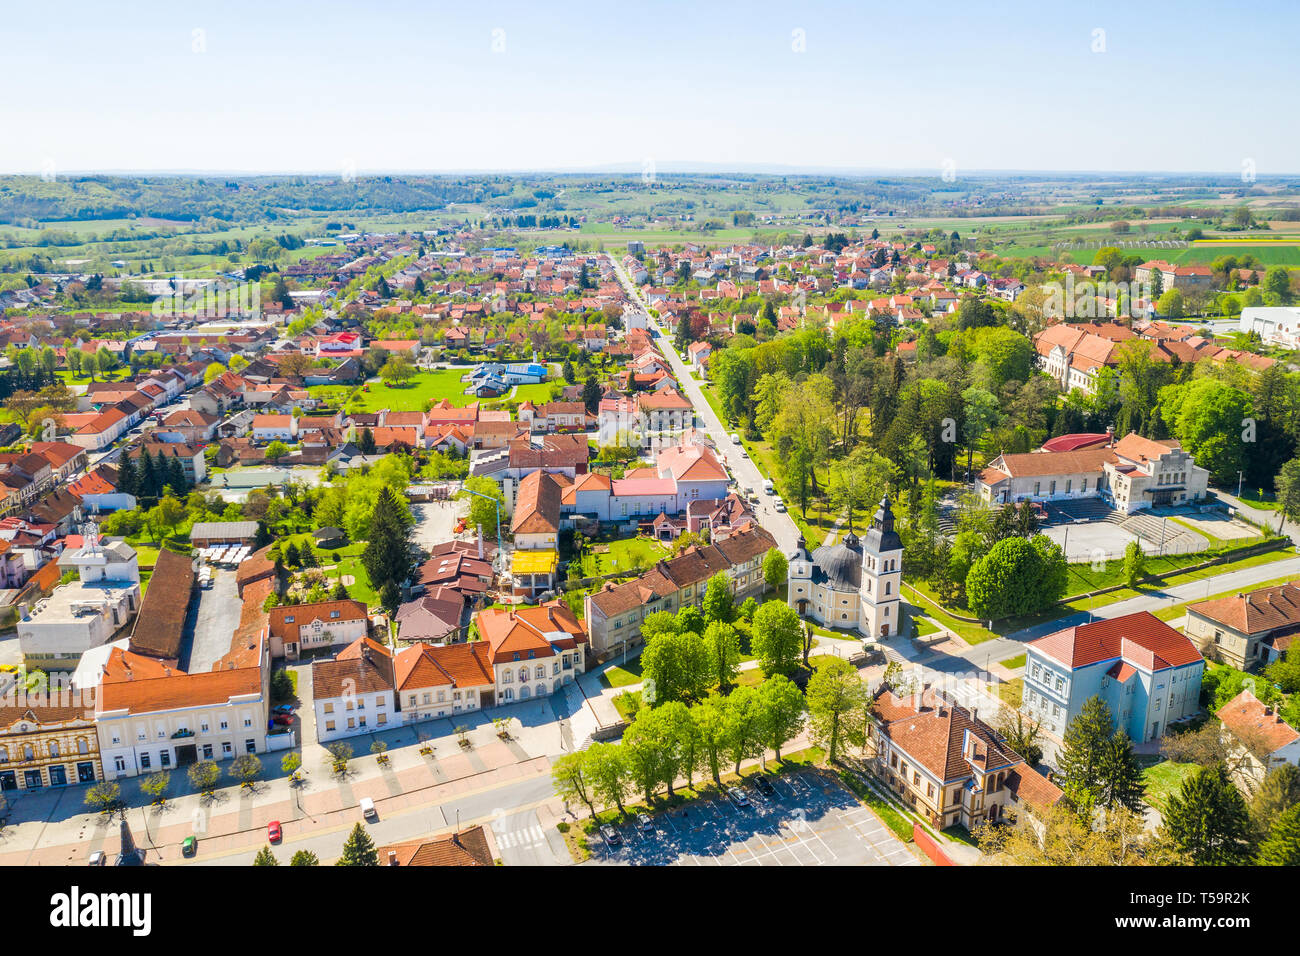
323, 702, 334, 714
325, 722, 335, 733
160, 751, 171, 768
245, 739, 256, 753
140, 753, 151, 770
222, 742, 232, 755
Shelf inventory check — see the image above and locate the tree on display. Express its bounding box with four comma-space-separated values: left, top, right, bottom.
701, 570, 733, 623
361, 485, 414, 595
826, 449, 891, 532
327, 742, 353, 776
139, 771, 171, 805
623, 708, 676, 804
552, 751, 597, 817
1263, 265, 1293, 304
460, 476, 504, 539
754, 674, 806, 763
693, 696, 728, 786
270, 668, 294, 702
1257, 802, 1300, 865
379, 354, 415, 385
995, 707, 1044, 766
264, 440, 290, 463
253, 846, 280, 866
721, 685, 762, 774
640, 629, 710, 704
290, 850, 320, 866
1160, 765, 1254, 865
977, 803, 1167, 865
1250, 764, 1300, 838
584, 741, 630, 816
702, 621, 741, 691
1096, 731, 1146, 812
751, 601, 802, 676
229, 754, 262, 787
84, 781, 121, 813
1057, 696, 1117, 806
805, 658, 868, 762
761, 547, 788, 593
1275, 456, 1300, 532
281, 751, 302, 780
188, 761, 220, 795
336, 823, 379, 866
966, 535, 1065, 621
1123, 540, 1146, 588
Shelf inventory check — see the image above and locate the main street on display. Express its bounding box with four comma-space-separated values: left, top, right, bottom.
605, 254, 803, 556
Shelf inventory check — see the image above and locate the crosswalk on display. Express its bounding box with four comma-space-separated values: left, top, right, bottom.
493, 822, 546, 850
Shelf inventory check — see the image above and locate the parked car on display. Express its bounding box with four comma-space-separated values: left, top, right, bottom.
267, 820, 282, 843
272, 704, 294, 715
273, 714, 293, 726
181, 836, 197, 857
637, 813, 654, 833
87, 850, 105, 866
360, 797, 377, 820
752, 776, 776, 798
600, 824, 621, 848
773, 498, 787, 513
727, 787, 751, 809
729, 433, 742, 444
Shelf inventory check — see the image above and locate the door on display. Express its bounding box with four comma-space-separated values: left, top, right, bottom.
76, 762, 96, 784
0, 771, 15, 791
23, 769, 42, 789
48, 765, 67, 787
175, 744, 198, 766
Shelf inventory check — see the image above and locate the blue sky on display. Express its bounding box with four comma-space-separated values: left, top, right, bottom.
2, 0, 1296, 174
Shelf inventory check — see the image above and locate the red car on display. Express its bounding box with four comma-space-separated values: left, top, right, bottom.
267, 820, 282, 843
273, 714, 293, 726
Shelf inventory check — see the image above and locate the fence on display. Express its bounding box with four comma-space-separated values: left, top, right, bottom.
912, 824, 955, 866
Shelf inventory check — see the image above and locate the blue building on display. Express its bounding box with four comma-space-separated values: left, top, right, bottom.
1022, 611, 1204, 744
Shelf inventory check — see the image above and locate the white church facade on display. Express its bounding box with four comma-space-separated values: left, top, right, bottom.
787, 496, 903, 638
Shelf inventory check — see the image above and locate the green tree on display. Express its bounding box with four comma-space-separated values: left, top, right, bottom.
702, 621, 741, 691
84, 781, 121, 813
640, 629, 709, 704
751, 601, 803, 676
1250, 764, 1300, 838
336, 823, 379, 866
701, 570, 734, 623
264, 440, 290, 463
721, 684, 762, 774
361, 484, 414, 595
1275, 456, 1300, 533
459, 476, 504, 538
253, 846, 279, 866
552, 751, 597, 817
1123, 540, 1146, 588
229, 754, 262, 787
1096, 730, 1146, 812
188, 760, 220, 795
761, 547, 788, 593
290, 850, 320, 866
139, 771, 171, 805
754, 674, 806, 763
1057, 696, 1116, 805
805, 658, 867, 762
1257, 802, 1300, 865
584, 741, 631, 816
1160, 765, 1254, 865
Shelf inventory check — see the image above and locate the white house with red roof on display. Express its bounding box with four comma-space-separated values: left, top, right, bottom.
1023, 611, 1204, 743
1217, 688, 1300, 789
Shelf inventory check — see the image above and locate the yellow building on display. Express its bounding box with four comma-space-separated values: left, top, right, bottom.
0, 697, 103, 792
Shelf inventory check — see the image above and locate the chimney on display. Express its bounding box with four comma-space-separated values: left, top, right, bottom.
477, 525, 484, 560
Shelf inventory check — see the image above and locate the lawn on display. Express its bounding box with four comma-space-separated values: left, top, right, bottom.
613, 690, 642, 722
996, 677, 1023, 708
1140, 759, 1200, 811
998, 654, 1026, 670
344, 369, 478, 412
323, 543, 378, 605
600, 658, 643, 689
580, 536, 670, 577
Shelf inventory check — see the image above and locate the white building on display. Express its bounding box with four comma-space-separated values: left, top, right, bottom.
17, 534, 141, 671
788, 497, 903, 639
1240, 306, 1300, 350
311, 638, 396, 742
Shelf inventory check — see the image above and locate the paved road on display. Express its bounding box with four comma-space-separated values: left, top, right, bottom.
605, 255, 801, 556
909, 553, 1300, 676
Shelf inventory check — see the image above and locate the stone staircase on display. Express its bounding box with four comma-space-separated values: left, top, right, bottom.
1043, 497, 1124, 525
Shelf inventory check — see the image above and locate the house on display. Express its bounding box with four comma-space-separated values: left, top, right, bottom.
474, 601, 588, 703
377, 826, 494, 866
268, 599, 369, 660
17, 536, 141, 671
395, 587, 467, 643
1022, 611, 1204, 743
0, 701, 104, 792
1217, 689, 1300, 791
788, 497, 903, 638
392, 641, 494, 722
68, 466, 135, 514
585, 525, 776, 657
124, 442, 207, 485
1185, 581, 1300, 670
511, 470, 562, 551
190, 521, 260, 548
866, 684, 1062, 830
977, 432, 1208, 514
312, 638, 396, 742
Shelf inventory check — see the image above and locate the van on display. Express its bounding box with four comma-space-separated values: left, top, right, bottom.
359, 796, 377, 820
762, 479, 775, 496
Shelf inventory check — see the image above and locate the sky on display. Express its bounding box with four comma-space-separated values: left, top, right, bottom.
2, 0, 1297, 176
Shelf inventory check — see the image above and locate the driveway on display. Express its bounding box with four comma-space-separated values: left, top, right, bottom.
181, 569, 241, 673
410, 498, 467, 552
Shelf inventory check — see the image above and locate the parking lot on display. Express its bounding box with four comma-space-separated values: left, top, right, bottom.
587, 770, 920, 867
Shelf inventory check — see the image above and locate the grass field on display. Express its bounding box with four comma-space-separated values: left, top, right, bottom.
326, 368, 560, 412
579, 536, 670, 577
1140, 758, 1200, 811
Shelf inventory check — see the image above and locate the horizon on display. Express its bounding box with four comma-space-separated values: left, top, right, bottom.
3, 0, 1297, 176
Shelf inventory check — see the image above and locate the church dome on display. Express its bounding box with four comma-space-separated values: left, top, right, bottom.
811, 534, 862, 592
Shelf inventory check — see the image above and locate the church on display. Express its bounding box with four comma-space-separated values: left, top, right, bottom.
787, 496, 903, 638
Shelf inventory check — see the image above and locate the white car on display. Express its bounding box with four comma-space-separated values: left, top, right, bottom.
729, 433, 742, 444
773, 498, 787, 513
359, 796, 377, 820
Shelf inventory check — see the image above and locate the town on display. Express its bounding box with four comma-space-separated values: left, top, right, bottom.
0, 3, 1296, 896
